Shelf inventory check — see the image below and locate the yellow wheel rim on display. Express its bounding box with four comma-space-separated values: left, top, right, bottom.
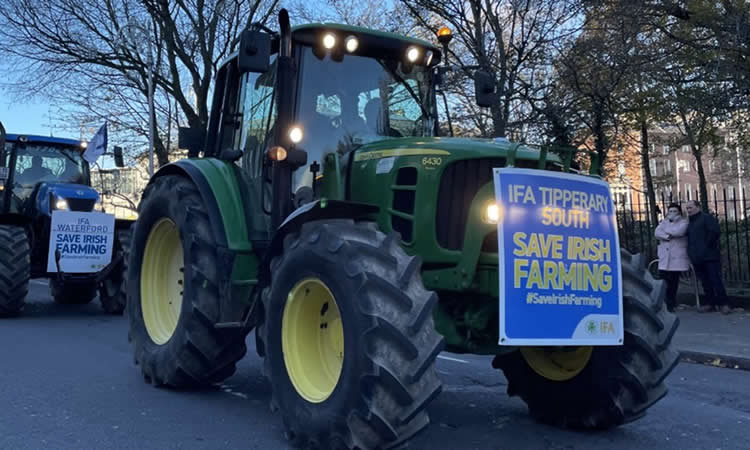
282, 278, 344, 403
141, 218, 184, 345
520, 346, 593, 381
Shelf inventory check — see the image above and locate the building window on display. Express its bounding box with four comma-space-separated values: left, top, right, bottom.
663, 145, 670, 154
665, 159, 672, 175
710, 160, 716, 173
685, 184, 692, 201
682, 145, 690, 153
649, 159, 656, 175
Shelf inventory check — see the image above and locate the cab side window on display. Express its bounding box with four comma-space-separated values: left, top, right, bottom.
237, 55, 277, 179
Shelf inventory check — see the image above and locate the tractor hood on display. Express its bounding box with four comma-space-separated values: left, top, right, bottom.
38, 182, 99, 214
352, 137, 562, 165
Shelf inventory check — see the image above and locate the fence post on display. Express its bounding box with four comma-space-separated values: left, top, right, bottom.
744, 187, 749, 283
721, 188, 733, 281
644, 192, 653, 261
732, 190, 742, 284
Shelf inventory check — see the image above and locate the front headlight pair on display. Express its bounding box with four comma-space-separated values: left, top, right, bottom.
52, 197, 103, 211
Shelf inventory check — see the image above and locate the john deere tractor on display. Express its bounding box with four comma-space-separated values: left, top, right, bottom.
126, 9, 679, 449
0, 122, 131, 316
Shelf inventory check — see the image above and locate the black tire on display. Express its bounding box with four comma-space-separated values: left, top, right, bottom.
50, 279, 98, 305
127, 175, 248, 387
257, 220, 444, 449
0, 225, 30, 317
98, 226, 131, 315
493, 249, 681, 429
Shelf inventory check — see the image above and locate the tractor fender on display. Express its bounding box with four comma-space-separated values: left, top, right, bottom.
258, 199, 379, 287
149, 159, 259, 325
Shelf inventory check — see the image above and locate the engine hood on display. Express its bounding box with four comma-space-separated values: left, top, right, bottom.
352, 137, 563, 164
38, 182, 99, 214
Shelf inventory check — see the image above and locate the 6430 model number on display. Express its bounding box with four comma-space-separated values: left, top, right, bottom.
422, 157, 443, 167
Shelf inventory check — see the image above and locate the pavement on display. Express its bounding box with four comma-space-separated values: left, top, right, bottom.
673, 304, 750, 371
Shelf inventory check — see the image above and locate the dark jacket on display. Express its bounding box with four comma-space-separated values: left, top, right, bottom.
687, 211, 721, 263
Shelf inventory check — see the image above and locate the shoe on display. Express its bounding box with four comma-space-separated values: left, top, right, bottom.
720, 305, 732, 315
698, 305, 715, 313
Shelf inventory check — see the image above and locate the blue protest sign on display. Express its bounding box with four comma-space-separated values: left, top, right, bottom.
493, 168, 623, 346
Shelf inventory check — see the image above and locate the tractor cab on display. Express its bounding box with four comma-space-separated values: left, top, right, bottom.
1, 134, 97, 218
191, 22, 444, 226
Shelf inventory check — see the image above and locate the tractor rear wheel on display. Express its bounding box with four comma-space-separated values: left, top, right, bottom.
0, 225, 30, 317
257, 220, 444, 450
493, 250, 680, 429
98, 227, 131, 315
127, 175, 248, 387
50, 280, 98, 305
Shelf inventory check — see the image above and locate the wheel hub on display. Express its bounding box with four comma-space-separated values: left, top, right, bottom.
282, 278, 344, 403
520, 346, 593, 381
141, 218, 184, 345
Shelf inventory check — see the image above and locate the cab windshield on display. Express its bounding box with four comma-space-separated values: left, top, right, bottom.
293, 46, 436, 190
4, 143, 88, 189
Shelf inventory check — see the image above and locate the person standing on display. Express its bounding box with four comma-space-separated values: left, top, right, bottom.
685, 200, 732, 314
654, 203, 690, 312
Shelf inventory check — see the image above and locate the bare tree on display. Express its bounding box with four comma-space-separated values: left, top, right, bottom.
0, 0, 278, 167
400, 0, 583, 138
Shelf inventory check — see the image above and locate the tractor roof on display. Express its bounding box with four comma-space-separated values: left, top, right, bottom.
4, 133, 83, 148
291, 23, 440, 51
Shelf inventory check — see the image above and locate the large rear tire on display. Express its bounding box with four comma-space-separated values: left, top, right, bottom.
257, 220, 444, 449
127, 175, 248, 387
493, 250, 680, 428
0, 225, 30, 317
98, 226, 131, 315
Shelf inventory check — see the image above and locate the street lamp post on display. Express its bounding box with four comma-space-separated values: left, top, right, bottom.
118, 20, 156, 177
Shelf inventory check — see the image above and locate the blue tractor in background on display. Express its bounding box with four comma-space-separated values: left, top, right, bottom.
0, 121, 131, 316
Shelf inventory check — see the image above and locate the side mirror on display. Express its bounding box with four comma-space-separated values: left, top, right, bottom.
113, 146, 124, 168
474, 70, 496, 108
238, 30, 271, 74
178, 126, 204, 158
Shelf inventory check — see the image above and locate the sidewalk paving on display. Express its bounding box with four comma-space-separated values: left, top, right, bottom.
673, 305, 750, 370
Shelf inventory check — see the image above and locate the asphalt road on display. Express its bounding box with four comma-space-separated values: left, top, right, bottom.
1, 281, 749, 450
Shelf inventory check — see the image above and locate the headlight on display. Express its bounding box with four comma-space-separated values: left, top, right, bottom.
55, 198, 69, 211
484, 203, 499, 224
322, 33, 336, 49
345, 35, 358, 53
406, 46, 421, 63
289, 126, 304, 144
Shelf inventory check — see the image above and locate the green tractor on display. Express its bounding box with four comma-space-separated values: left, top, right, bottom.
126, 10, 679, 449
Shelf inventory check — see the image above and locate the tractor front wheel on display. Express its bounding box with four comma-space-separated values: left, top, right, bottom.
98, 227, 131, 315
127, 175, 248, 387
493, 250, 680, 429
0, 225, 30, 317
257, 220, 444, 449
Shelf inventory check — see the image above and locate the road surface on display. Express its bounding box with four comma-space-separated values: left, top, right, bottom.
1, 281, 748, 449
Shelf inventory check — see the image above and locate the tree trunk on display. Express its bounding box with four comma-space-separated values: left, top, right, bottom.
695, 152, 709, 211
593, 103, 607, 174
640, 120, 659, 225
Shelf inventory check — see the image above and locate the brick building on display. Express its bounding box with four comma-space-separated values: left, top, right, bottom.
603, 124, 748, 219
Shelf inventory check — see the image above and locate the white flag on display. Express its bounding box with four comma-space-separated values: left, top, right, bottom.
83, 123, 107, 163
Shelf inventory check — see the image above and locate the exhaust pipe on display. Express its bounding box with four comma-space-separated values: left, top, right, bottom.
279, 9, 291, 58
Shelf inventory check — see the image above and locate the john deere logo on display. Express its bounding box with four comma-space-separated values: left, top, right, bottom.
587, 320, 597, 334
